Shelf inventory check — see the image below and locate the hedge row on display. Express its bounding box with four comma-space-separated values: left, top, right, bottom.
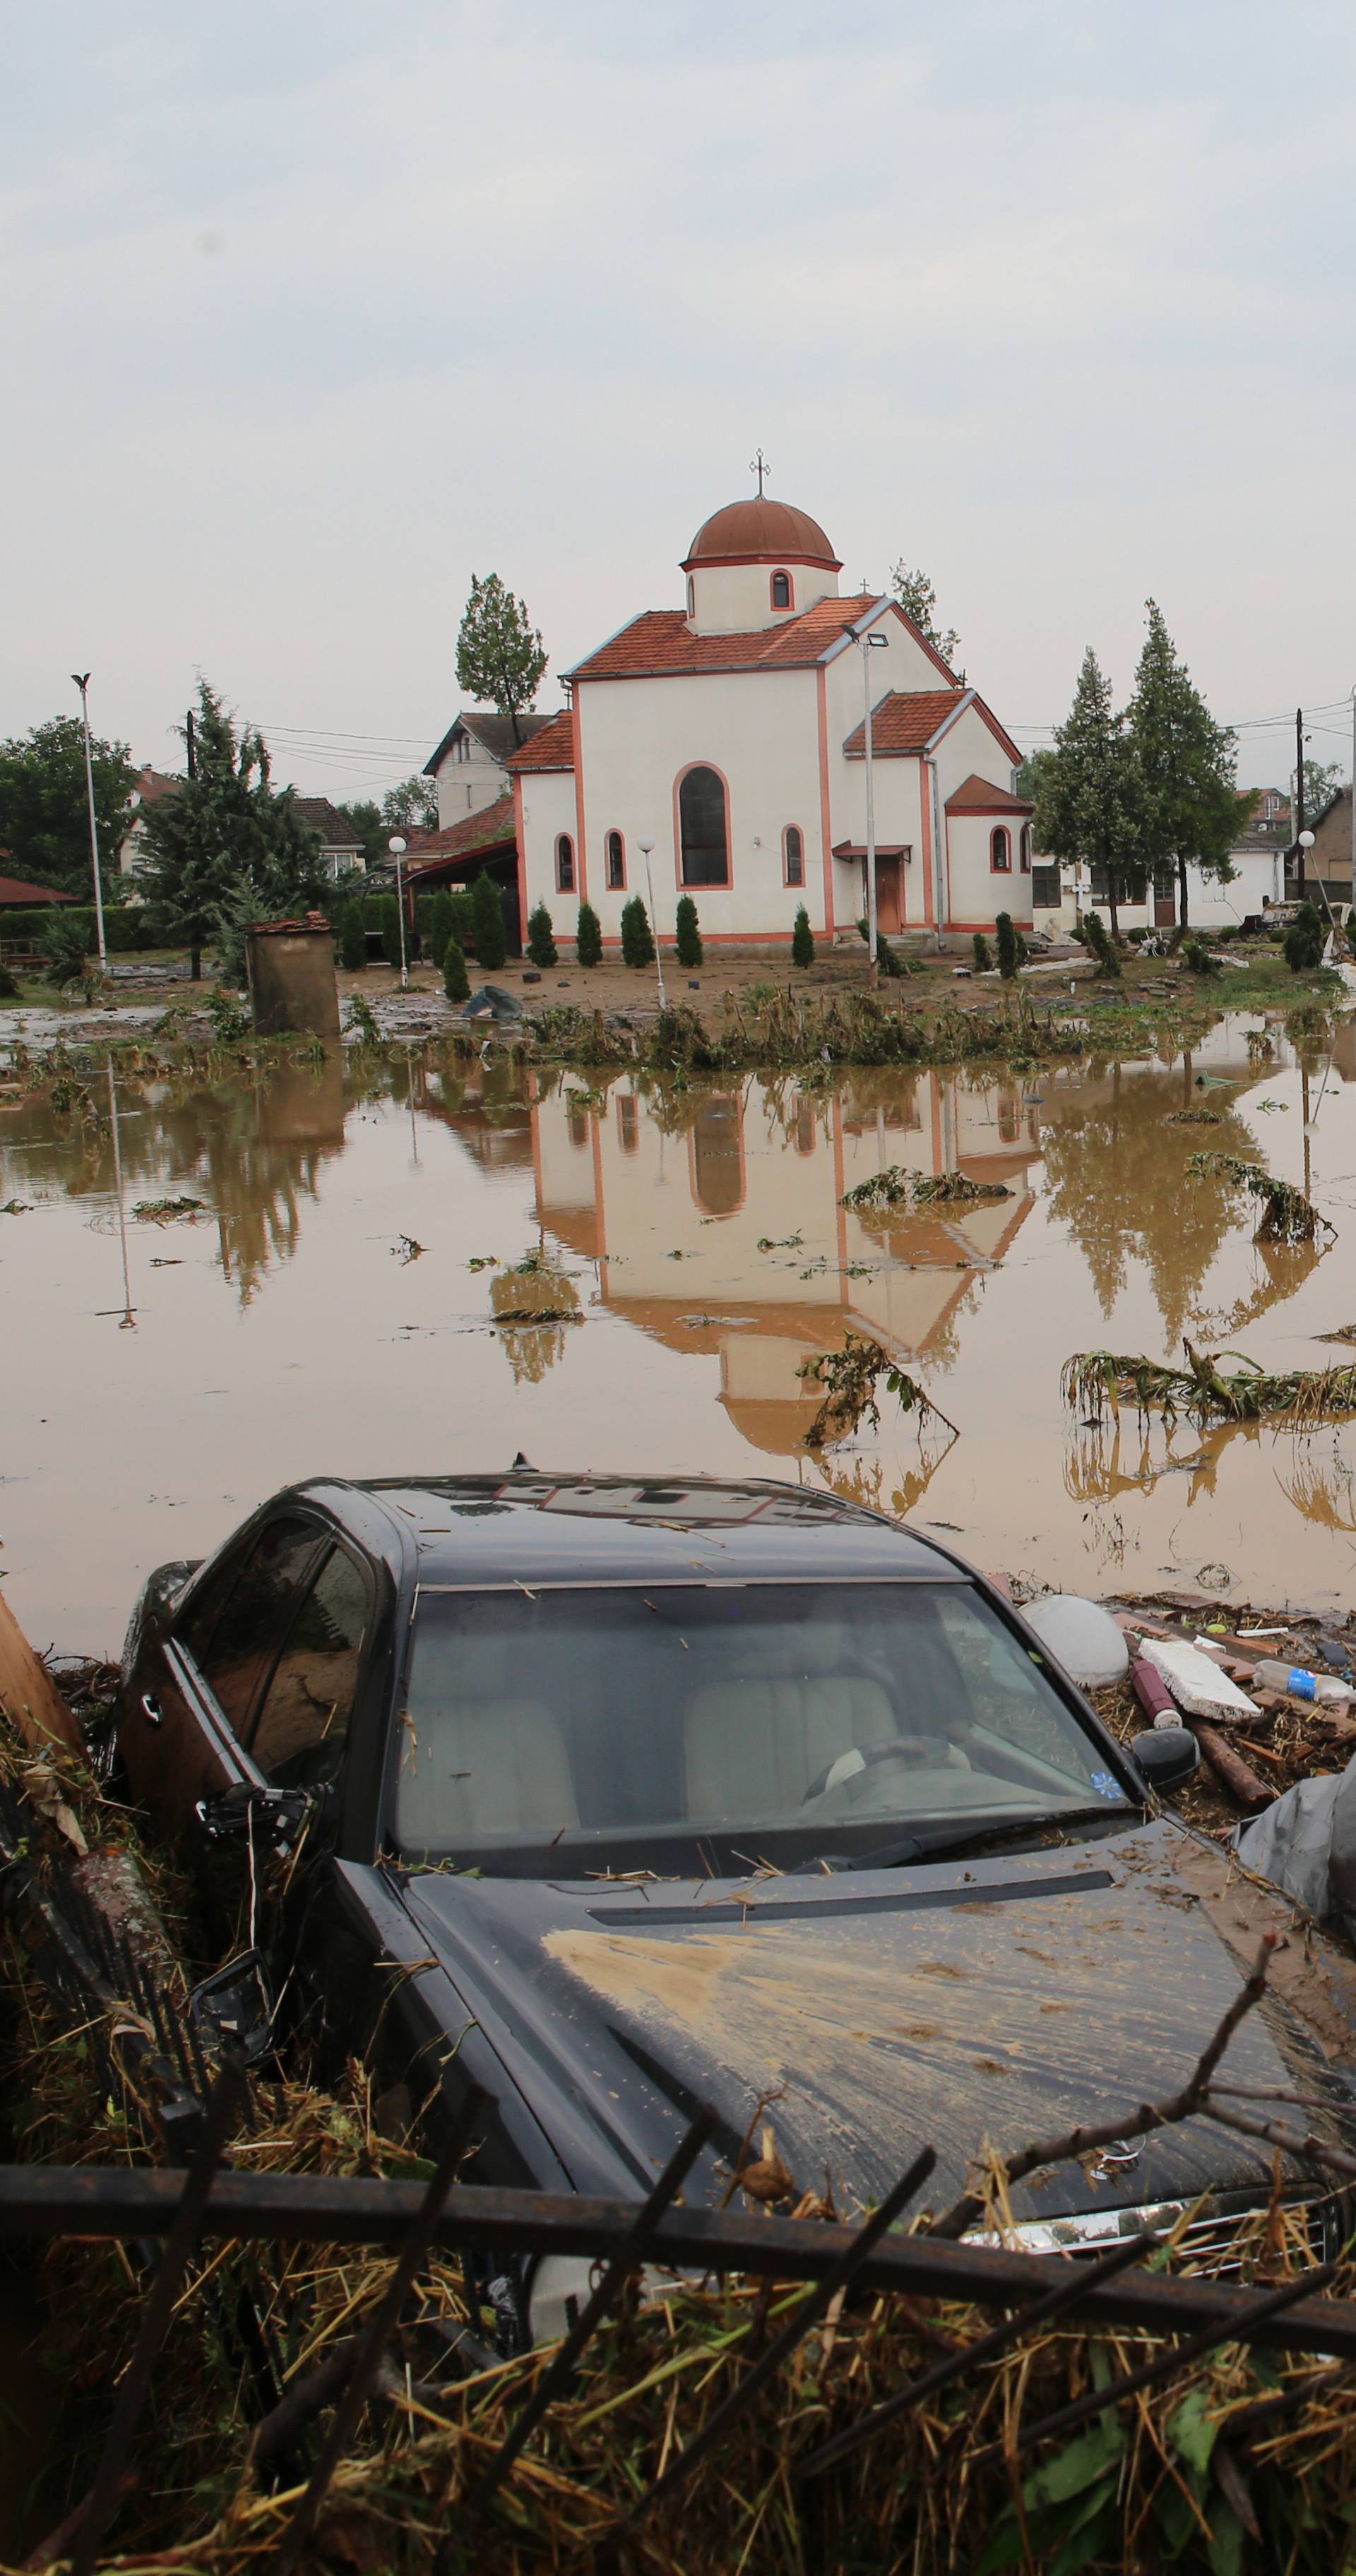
0, 905, 165, 953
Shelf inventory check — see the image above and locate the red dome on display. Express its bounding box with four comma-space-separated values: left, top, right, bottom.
682, 497, 840, 571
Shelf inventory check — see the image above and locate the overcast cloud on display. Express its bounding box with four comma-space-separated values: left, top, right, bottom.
3, 0, 1353, 799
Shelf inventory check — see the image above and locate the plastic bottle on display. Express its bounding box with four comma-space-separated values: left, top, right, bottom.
1249, 1659, 1355, 1707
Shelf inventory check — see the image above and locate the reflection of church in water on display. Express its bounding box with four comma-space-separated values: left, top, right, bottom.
523, 1071, 1040, 1453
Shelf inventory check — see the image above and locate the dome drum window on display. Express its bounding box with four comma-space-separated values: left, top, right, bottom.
783, 825, 805, 888
605, 830, 626, 891
555, 834, 576, 893
990, 827, 1012, 874
770, 570, 794, 611
678, 765, 730, 888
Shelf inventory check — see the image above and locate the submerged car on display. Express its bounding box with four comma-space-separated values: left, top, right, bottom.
119, 1471, 1356, 2344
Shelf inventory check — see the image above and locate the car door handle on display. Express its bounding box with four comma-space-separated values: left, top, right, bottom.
141, 1693, 163, 1728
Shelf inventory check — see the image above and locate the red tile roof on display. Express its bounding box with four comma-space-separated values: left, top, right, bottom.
504, 710, 576, 773
569, 594, 887, 683
944, 773, 1035, 814
401, 794, 516, 881
842, 691, 967, 756
0, 873, 76, 907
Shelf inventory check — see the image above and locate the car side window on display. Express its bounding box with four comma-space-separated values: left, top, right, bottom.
177, 1514, 328, 1744
245, 1543, 372, 1791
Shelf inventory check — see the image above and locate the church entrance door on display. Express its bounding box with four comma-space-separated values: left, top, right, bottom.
874, 855, 903, 935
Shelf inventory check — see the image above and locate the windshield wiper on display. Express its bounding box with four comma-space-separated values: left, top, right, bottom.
793, 1805, 1141, 1877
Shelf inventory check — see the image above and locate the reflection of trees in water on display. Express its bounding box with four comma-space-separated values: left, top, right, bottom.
1066, 1409, 1356, 1539
1186, 1237, 1324, 1342
1040, 1061, 1263, 1342
1276, 1443, 1356, 1531
811, 1417, 958, 1520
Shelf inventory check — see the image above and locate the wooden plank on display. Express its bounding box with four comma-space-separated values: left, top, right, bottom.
0, 1589, 83, 1758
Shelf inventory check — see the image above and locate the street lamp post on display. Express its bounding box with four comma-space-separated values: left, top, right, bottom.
71, 672, 108, 970
857, 630, 890, 986
388, 837, 409, 989
636, 837, 667, 1008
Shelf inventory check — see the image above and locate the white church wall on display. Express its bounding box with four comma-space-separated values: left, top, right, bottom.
687, 559, 838, 635
518, 770, 578, 930
573, 667, 831, 945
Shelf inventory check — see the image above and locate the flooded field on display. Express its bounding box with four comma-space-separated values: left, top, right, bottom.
5, 1012, 1356, 1647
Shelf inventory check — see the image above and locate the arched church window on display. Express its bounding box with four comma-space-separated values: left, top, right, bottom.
555, 834, 575, 893
783, 825, 804, 887
686, 576, 696, 618
678, 765, 730, 887
1019, 823, 1032, 873
606, 830, 626, 890
990, 827, 1011, 873
771, 571, 793, 610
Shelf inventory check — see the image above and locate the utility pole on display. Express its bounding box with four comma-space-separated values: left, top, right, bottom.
71, 673, 108, 970
1295, 706, 1307, 896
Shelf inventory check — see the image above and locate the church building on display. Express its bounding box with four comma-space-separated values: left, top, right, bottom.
504, 491, 1033, 953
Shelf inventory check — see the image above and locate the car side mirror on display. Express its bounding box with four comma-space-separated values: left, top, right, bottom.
195, 1782, 309, 1844
1131, 1727, 1199, 1791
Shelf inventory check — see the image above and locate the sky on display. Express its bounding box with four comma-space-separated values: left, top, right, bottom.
4, 0, 1355, 804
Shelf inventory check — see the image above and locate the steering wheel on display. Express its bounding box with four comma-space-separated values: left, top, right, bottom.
801, 1739, 941, 1806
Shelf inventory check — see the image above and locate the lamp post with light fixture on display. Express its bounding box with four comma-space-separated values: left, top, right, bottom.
388, 837, 409, 989
71, 672, 108, 970
636, 837, 667, 1008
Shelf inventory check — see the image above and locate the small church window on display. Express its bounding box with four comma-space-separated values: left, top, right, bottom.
556, 833, 576, 893
771, 571, 792, 610
686, 576, 696, 618
990, 827, 1011, 873
1019, 823, 1032, 873
783, 826, 804, 887
679, 765, 730, 887
606, 830, 626, 890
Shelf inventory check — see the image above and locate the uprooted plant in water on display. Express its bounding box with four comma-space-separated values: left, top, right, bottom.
799, 1330, 959, 1448
1186, 1150, 1334, 1244
1064, 1338, 1356, 1431
840, 1167, 1011, 1215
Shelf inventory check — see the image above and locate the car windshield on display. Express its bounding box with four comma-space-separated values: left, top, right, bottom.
394, 1581, 1131, 1871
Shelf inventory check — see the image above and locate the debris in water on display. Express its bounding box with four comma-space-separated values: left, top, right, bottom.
840, 1167, 1011, 1215
1164, 1107, 1222, 1126
1064, 1340, 1356, 1430
1185, 1151, 1333, 1244
391, 1235, 424, 1263
799, 1331, 959, 1449
131, 1196, 206, 1224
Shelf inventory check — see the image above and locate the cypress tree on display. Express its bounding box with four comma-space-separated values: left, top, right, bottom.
971, 931, 992, 972
427, 889, 454, 968
527, 902, 558, 967
339, 900, 367, 971
791, 906, 814, 967
995, 912, 1021, 979
470, 871, 506, 971
442, 938, 470, 1002
576, 902, 602, 966
1033, 647, 1143, 939
675, 895, 703, 967
621, 895, 655, 967
136, 678, 323, 980
1126, 601, 1251, 933
1283, 902, 1325, 972
448, 889, 475, 955
379, 893, 403, 970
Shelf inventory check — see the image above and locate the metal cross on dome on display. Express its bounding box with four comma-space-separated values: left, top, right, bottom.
749, 448, 771, 497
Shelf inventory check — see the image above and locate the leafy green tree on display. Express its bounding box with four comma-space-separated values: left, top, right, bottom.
136, 681, 323, 979
971, 931, 992, 972
620, 895, 655, 967
470, 871, 507, 971
791, 906, 814, 967
888, 563, 959, 664
527, 902, 558, 967
1126, 602, 1252, 932
381, 776, 439, 832
995, 912, 1021, 979
1014, 749, 1055, 806
41, 912, 90, 987
0, 715, 136, 901
455, 575, 547, 744
335, 799, 386, 868
1034, 648, 1143, 938
339, 900, 367, 970
427, 889, 454, 968
576, 902, 602, 966
1298, 760, 1347, 827
675, 895, 703, 967
442, 939, 470, 1003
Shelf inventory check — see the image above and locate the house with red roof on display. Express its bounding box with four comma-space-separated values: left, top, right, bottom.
501, 493, 1033, 953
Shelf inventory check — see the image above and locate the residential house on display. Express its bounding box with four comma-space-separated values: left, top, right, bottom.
422, 712, 559, 830
292, 798, 364, 880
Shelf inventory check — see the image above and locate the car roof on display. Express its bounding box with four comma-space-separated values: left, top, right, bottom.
298, 1471, 967, 1590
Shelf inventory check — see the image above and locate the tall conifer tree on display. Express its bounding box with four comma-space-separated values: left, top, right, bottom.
1125, 602, 1250, 932
138, 682, 323, 979
1033, 648, 1142, 938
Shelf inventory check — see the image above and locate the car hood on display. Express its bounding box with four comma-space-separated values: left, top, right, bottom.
403, 1818, 1356, 2219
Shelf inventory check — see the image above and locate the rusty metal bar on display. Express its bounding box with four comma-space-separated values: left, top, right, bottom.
465, 2105, 718, 2527
272, 2087, 486, 2575
4, 2164, 1355, 2361
69, 2061, 246, 2576
605, 2142, 938, 2551
799, 2224, 1162, 2481
970, 2258, 1338, 2473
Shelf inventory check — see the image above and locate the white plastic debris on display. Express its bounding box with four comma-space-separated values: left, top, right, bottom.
1138, 1637, 1258, 1722
1234, 1753, 1356, 1922
1023, 1595, 1130, 1688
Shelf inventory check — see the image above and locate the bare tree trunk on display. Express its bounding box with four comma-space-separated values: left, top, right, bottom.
190, 943, 202, 981
1177, 853, 1189, 934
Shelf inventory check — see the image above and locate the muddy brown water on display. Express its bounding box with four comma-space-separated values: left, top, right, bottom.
4, 1014, 1356, 1650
